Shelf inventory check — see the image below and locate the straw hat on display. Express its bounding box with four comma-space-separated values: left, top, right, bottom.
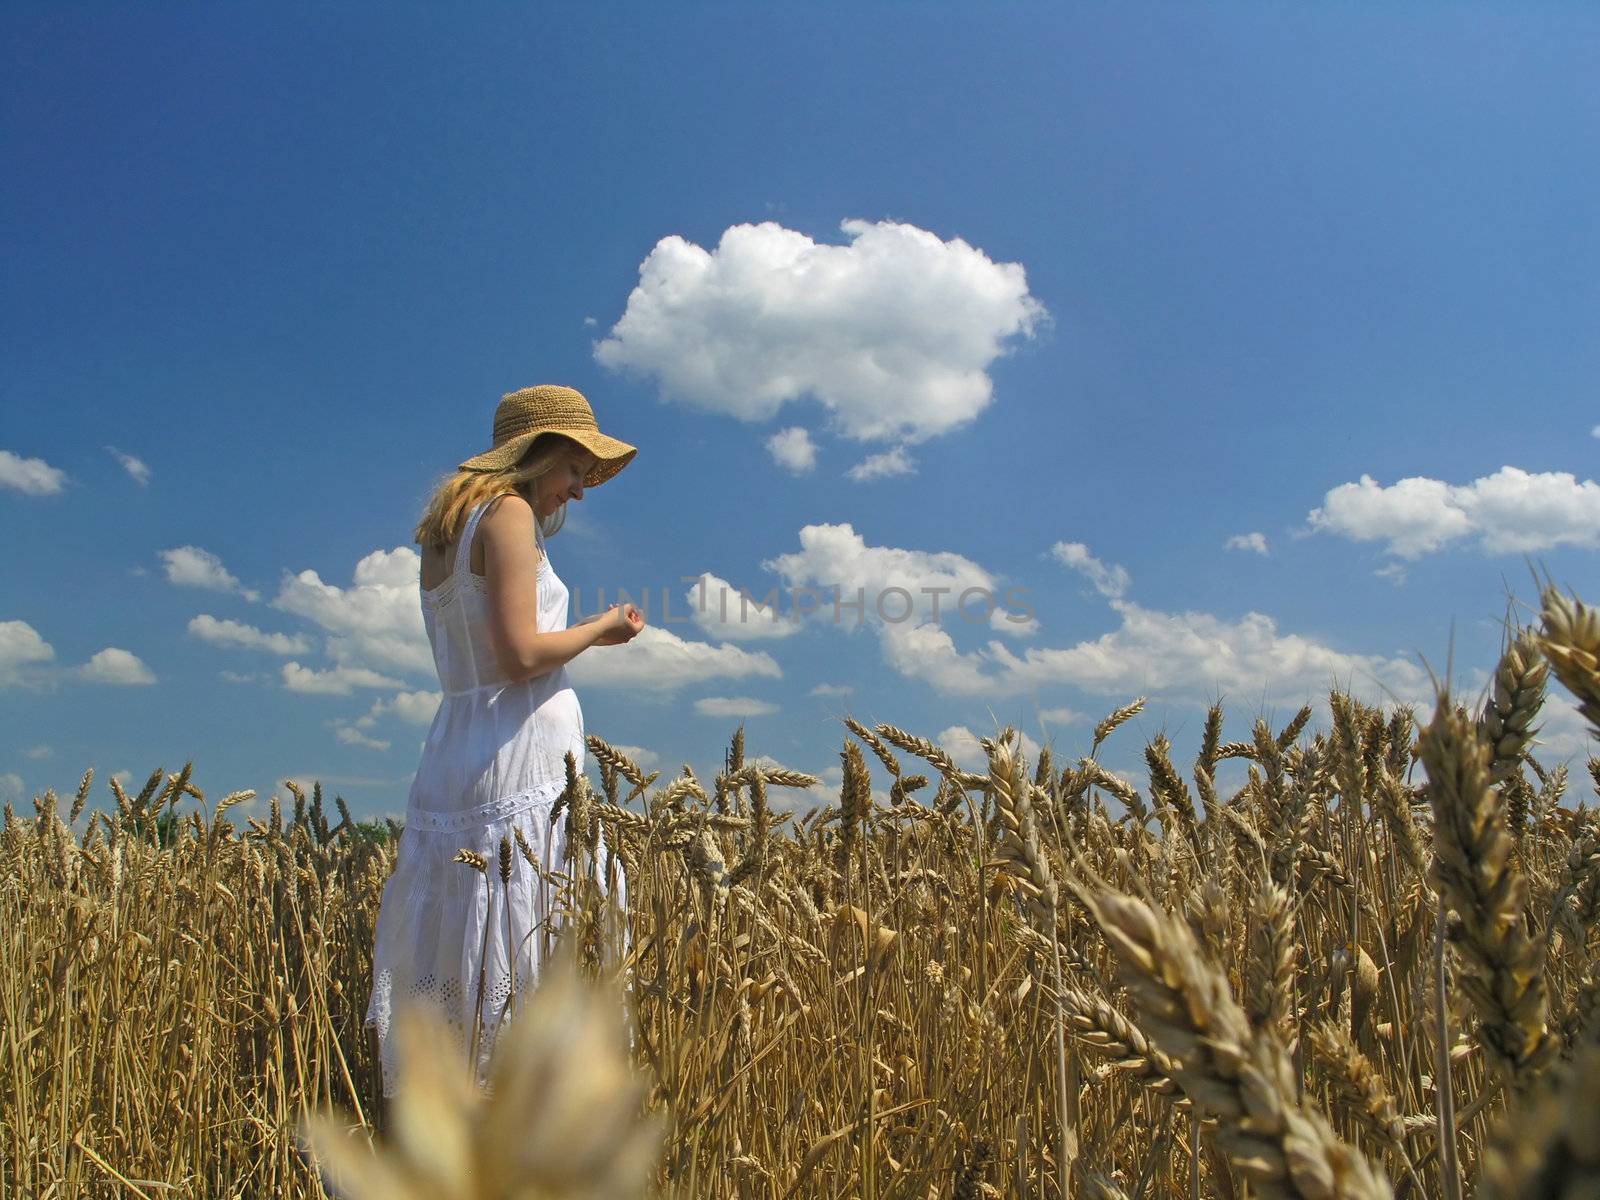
458, 385, 636, 487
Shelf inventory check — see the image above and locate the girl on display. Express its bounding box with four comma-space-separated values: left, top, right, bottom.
364, 383, 644, 1098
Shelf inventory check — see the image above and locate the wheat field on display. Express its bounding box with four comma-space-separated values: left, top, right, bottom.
5, 583, 1600, 1198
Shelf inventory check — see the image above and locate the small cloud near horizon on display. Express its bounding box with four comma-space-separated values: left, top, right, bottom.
0, 449, 67, 496
105, 445, 151, 486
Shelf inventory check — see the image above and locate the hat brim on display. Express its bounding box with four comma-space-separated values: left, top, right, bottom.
459, 429, 637, 488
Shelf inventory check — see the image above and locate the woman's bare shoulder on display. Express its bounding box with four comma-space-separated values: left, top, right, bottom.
477, 493, 542, 568
479, 491, 534, 530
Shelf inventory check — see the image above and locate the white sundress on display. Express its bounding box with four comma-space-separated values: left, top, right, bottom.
364, 494, 621, 1096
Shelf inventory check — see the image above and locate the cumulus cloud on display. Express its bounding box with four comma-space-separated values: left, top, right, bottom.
694, 695, 780, 718
846, 446, 915, 482
188, 615, 312, 655
758, 526, 1430, 713
595, 219, 1046, 445
810, 682, 854, 697
879, 622, 1004, 694
1037, 706, 1082, 726
760, 522, 1034, 683
79, 648, 156, 685
220, 670, 259, 684
766, 427, 817, 474
1308, 467, 1600, 558
1592, 425, 1600, 439
1050, 542, 1131, 599
994, 601, 1430, 706
105, 445, 151, 486
354, 690, 441, 729
1532, 692, 1595, 762
990, 606, 1039, 638
161, 546, 259, 601
24, 744, 52, 760
685, 572, 805, 641
0, 620, 55, 686
892, 596, 1434, 710
0, 449, 66, 496
282, 662, 405, 695
566, 625, 782, 693
765, 522, 1010, 629
336, 726, 391, 751
1224, 532, 1269, 556
0, 773, 22, 803
273, 547, 433, 677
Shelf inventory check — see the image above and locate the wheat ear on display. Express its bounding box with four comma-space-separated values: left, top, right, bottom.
1077, 884, 1392, 1199
1419, 694, 1555, 1085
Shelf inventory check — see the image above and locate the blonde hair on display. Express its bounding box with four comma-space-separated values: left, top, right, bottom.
414, 433, 584, 551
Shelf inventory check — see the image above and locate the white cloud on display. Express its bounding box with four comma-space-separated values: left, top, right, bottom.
1050, 542, 1131, 600
1224, 532, 1269, 556
111, 769, 133, 790
79, 648, 156, 686
937, 725, 1042, 774
161, 546, 260, 601
1308, 468, 1600, 558
694, 695, 780, 718
810, 682, 854, 697
105, 445, 151, 486
566, 625, 783, 693
846, 446, 915, 482
354, 689, 441, 729
220, 669, 259, 684
945, 598, 1433, 710
1534, 692, 1595, 762
0, 620, 55, 686
879, 622, 1002, 694
765, 522, 1006, 630
764, 521, 1036, 693
24, 744, 51, 760
272, 547, 433, 677
1591, 425, 1600, 439
188, 614, 312, 655
684, 572, 805, 641
595, 219, 1046, 445
766, 427, 817, 474
1375, 563, 1408, 586
0, 773, 22, 803
282, 662, 405, 695
0, 450, 67, 496
1037, 706, 1082, 726
761, 525, 1432, 714
990, 606, 1039, 637
336, 726, 392, 752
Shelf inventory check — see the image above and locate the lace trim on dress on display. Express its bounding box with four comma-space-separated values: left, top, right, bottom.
405, 780, 565, 833
421, 551, 552, 610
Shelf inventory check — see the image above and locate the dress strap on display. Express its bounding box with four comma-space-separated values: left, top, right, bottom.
454, 494, 515, 584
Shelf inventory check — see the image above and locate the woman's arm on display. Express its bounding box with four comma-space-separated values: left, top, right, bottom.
573, 607, 632, 645
479, 495, 615, 681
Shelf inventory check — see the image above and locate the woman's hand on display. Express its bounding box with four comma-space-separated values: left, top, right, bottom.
591, 603, 645, 646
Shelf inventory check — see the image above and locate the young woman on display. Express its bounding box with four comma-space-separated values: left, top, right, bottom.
364, 383, 644, 1097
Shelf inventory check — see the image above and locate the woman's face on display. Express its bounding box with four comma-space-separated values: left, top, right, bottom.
533, 446, 600, 517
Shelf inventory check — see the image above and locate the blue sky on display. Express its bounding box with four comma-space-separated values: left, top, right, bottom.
4, 4, 1597, 818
